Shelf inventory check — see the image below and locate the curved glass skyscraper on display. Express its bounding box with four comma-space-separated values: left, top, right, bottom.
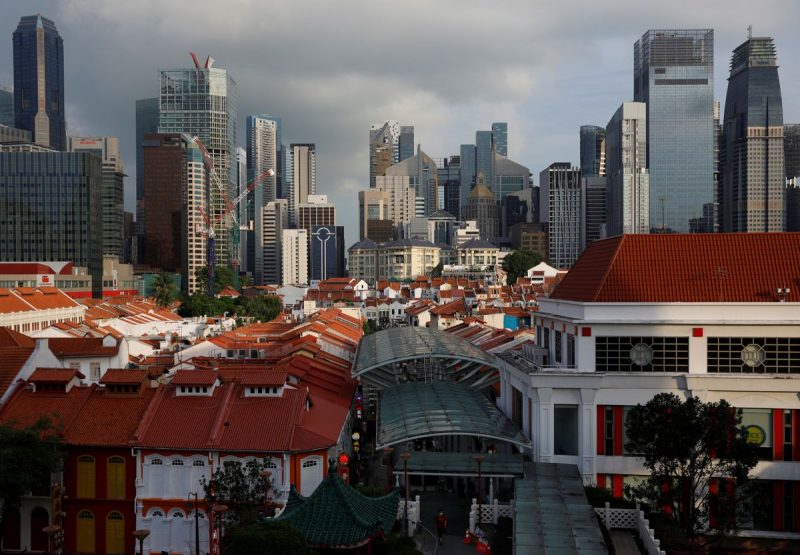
720, 35, 784, 232
634, 29, 714, 233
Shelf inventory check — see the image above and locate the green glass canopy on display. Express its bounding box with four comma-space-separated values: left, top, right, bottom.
377, 381, 531, 450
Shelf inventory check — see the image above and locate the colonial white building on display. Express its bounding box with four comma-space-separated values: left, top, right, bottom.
498, 233, 800, 534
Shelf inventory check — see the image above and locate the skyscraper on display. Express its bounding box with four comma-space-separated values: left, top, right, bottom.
310, 226, 346, 281
281, 229, 309, 286
786, 124, 800, 181
720, 34, 785, 232
492, 122, 508, 157
0, 87, 13, 127
135, 98, 159, 234
475, 130, 495, 190
463, 175, 499, 242
634, 29, 714, 233
460, 144, 476, 208
399, 126, 415, 162
369, 120, 400, 187
583, 177, 607, 245
358, 189, 394, 242
158, 60, 237, 265
0, 148, 102, 296
579, 125, 606, 177
298, 195, 335, 233
539, 163, 583, 269
261, 199, 288, 285
68, 136, 125, 258
384, 148, 438, 216
246, 115, 279, 284
13, 15, 66, 151
605, 102, 649, 236
286, 143, 317, 226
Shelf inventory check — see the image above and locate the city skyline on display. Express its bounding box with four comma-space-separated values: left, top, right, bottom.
1, 1, 800, 247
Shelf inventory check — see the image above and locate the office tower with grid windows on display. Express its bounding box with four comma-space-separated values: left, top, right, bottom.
720, 35, 785, 232
13, 15, 66, 151
492, 122, 508, 157
158, 63, 236, 266
399, 126, 415, 162
580, 125, 606, 177
634, 29, 714, 233
605, 102, 649, 236
539, 163, 584, 269
310, 226, 345, 281
281, 229, 308, 286
246, 115, 279, 284
286, 143, 317, 227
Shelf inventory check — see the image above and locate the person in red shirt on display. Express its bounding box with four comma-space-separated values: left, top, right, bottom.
435, 509, 447, 544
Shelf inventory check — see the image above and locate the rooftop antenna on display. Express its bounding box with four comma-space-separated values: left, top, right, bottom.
747, 25, 752, 40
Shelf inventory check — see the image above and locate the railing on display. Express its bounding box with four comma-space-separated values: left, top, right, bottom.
594, 503, 666, 555
396, 495, 422, 535
468, 498, 514, 532
417, 524, 440, 555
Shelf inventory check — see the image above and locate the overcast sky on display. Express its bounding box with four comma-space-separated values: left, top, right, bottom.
1, 0, 799, 247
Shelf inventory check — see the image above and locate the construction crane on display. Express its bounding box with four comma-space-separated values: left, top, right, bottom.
193, 138, 274, 295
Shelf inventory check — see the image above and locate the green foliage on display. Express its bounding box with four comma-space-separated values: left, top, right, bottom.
153, 271, 177, 308
223, 521, 315, 555
196, 265, 235, 295
242, 295, 282, 323
431, 261, 443, 278
624, 393, 759, 538
178, 293, 282, 322
200, 459, 278, 527
501, 250, 544, 284
0, 418, 65, 545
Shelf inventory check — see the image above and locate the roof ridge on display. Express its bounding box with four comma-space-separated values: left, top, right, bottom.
208, 382, 237, 448
591, 235, 626, 302
131, 383, 167, 444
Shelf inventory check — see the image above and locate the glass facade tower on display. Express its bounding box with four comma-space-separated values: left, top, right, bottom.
492, 122, 508, 157
634, 29, 714, 233
158, 66, 237, 265
720, 36, 784, 232
13, 15, 66, 151
579, 125, 606, 177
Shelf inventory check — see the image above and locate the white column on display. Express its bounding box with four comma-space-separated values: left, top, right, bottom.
537, 387, 553, 463
580, 388, 598, 484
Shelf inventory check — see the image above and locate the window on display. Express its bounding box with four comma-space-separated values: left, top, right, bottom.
554, 331, 562, 363
595, 336, 689, 372
192, 460, 205, 467
69, 362, 81, 371
90, 362, 101, 381
171, 511, 184, 519
106, 512, 125, 554
77, 455, 96, 498
604, 406, 614, 455
172, 459, 184, 466
151, 458, 163, 465
784, 411, 794, 462
554, 405, 579, 456
512, 387, 523, 428
741, 409, 773, 460
107, 457, 125, 499
77, 511, 95, 553
302, 459, 318, 468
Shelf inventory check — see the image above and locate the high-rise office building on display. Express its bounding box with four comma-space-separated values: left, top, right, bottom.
298, 195, 335, 233
539, 163, 584, 269
493, 154, 530, 202
0, 88, 14, 127
369, 120, 400, 187
399, 126, 415, 162
463, 175, 499, 242
721, 34, 784, 232
583, 177, 607, 244
286, 143, 317, 226
142, 134, 207, 294
786, 124, 800, 181
501, 194, 529, 241
310, 226, 345, 281
158, 61, 236, 265
281, 229, 309, 286
580, 125, 606, 177
0, 124, 31, 144
261, 199, 288, 285
13, 15, 66, 151
438, 156, 462, 218
373, 176, 417, 231
68, 136, 125, 258
475, 130, 495, 191
605, 102, 649, 236
246, 115, 280, 284
135, 98, 159, 236
358, 189, 394, 242
0, 148, 102, 296
460, 144, 476, 208
634, 29, 714, 233
384, 148, 438, 216
492, 122, 508, 157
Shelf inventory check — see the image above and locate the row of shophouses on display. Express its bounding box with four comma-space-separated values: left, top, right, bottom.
0, 309, 362, 555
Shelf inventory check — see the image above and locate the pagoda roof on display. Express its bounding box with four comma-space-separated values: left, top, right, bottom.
275, 473, 399, 548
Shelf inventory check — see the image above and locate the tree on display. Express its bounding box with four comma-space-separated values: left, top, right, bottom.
624, 393, 759, 538
0, 418, 65, 552
501, 249, 544, 284
431, 261, 443, 278
196, 265, 235, 296
153, 272, 177, 308
223, 521, 315, 555
200, 458, 278, 527
241, 295, 282, 323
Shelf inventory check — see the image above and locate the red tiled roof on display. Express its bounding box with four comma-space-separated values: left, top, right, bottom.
100, 369, 147, 385
29, 368, 85, 383
239, 371, 288, 387
48, 337, 119, 357
217, 286, 240, 298
66, 387, 156, 446
430, 298, 466, 316
551, 233, 800, 303
170, 369, 219, 386
0, 327, 37, 397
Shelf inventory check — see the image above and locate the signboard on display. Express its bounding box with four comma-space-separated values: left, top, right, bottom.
745, 425, 766, 446
37, 274, 55, 287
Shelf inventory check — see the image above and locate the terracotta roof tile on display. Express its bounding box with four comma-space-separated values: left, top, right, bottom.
100, 369, 148, 385
170, 369, 219, 386
29, 367, 86, 383
48, 337, 119, 357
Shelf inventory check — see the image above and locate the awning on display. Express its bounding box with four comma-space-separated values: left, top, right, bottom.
391, 451, 525, 478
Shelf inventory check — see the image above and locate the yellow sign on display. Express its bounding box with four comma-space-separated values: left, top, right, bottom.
745, 425, 766, 446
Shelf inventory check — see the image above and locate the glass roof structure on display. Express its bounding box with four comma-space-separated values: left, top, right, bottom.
392, 452, 525, 477
377, 381, 531, 450
514, 463, 608, 554
353, 327, 502, 389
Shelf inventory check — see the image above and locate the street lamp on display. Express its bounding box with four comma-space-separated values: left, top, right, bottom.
474, 454, 485, 526
383, 447, 394, 493
187, 493, 200, 555
259, 470, 272, 514
132, 529, 150, 555
211, 504, 228, 555
400, 451, 411, 536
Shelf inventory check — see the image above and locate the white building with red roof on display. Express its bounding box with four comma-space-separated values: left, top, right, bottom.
499, 233, 800, 535
0, 287, 85, 334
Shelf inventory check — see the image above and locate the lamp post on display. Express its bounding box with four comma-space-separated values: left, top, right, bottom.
132, 529, 150, 555
187, 492, 200, 555
474, 454, 485, 526
42, 524, 60, 555
383, 446, 394, 493
211, 503, 228, 555
259, 470, 272, 515
400, 451, 411, 536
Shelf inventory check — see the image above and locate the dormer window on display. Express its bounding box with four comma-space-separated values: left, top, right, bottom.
178, 386, 210, 395
244, 386, 283, 397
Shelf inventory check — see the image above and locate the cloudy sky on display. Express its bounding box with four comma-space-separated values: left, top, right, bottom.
1, 0, 799, 247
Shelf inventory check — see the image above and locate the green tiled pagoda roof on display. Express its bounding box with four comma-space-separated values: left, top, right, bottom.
275, 473, 399, 548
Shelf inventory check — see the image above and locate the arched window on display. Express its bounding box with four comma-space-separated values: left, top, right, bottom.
150, 458, 163, 465
106, 512, 125, 554
171, 511, 185, 519
107, 456, 125, 499
30, 507, 49, 551
192, 460, 205, 467
171, 459, 184, 466
77, 510, 95, 553
77, 455, 96, 498
150, 510, 164, 518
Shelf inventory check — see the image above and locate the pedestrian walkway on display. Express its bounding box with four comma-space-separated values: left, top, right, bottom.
610, 530, 642, 555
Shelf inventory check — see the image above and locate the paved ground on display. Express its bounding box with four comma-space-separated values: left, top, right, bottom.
610, 530, 643, 555
414, 491, 490, 555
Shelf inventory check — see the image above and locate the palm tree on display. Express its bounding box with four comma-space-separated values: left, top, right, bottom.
153, 272, 176, 308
